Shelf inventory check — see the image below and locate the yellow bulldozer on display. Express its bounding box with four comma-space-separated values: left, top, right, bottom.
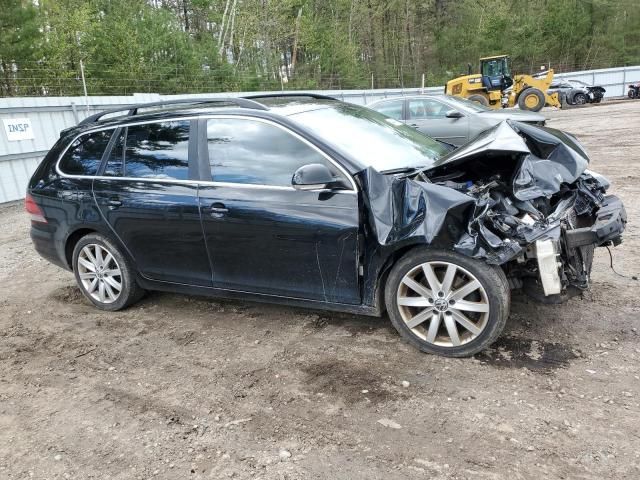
445, 55, 561, 112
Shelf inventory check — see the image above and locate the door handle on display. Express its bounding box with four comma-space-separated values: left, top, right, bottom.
107, 198, 122, 209
207, 202, 229, 217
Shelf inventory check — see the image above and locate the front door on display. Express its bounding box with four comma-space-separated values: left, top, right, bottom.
407, 98, 469, 146
93, 120, 212, 287
198, 117, 360, 305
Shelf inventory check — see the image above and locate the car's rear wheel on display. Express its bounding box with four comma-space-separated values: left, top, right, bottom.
72, 233, 144, 311
384, 248, 510, 357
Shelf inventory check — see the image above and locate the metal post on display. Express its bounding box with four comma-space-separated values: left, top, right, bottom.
421, 73, 425, 94
371, 73, 374, 90
79, 59, 89, 113
622, 67, 626, 97
70, 102, 79, 124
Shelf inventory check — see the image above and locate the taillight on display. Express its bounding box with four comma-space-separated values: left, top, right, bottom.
25, 193, 47, 223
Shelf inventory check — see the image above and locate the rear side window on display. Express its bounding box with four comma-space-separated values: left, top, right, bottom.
59, 130, 113, 175
103, 121, 190, 180
372, 100, 403, 120
206, 118, 343, 187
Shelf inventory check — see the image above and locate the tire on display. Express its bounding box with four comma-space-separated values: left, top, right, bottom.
573, 92, 588, 105
467, 94, 489, 107
384, 247, 510, 357
517, 88, 545, 112
72, 233, 145, 311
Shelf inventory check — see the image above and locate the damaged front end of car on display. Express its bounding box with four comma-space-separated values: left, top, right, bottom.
362, 120, 626, 303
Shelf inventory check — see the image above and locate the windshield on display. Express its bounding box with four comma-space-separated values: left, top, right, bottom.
443, 95, 492, 113
569, 79, 588, 87
290, 103, 450, 172
481, 57, 511, 78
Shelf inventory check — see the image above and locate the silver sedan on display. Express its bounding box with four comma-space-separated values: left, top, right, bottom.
368, 95, 546, 146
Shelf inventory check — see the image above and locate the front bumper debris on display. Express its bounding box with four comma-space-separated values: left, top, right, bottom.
360, 121, 627, 303
535, 239, 562, 295
564, 195, 626, 248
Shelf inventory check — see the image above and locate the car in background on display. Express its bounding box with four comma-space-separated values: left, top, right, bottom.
547, 79, 606, 105
368, 95, 545, 146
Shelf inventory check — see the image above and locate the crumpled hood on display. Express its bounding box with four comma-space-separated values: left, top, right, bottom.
358, 120, 605, 267
425, 120, 590, 200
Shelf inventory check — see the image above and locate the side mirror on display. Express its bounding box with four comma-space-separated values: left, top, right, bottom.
292, 163, 335, 191
445, 110, 464, 119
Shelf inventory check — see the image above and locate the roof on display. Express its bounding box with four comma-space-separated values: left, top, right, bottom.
78, 97, 269, 126
62, 94, 342, 138
479, 55, 508, 61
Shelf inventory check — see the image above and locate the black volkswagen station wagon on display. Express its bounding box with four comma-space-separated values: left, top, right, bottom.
27, 95, 626, 357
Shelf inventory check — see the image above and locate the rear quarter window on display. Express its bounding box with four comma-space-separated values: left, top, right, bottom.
59, 130, 113, 176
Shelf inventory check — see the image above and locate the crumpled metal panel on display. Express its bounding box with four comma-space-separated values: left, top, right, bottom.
359, 167, 475, 247
510, 122, 589, 201
359, 120, 596, 266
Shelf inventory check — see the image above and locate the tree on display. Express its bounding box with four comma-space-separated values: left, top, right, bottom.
0, 0, 41, 95
1, 0, 638, 96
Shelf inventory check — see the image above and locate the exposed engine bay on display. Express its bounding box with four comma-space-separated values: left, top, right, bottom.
361, 120, 626, 303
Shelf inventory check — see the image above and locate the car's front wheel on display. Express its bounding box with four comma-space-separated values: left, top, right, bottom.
385, 248, 510, 357
72, 233, 144, 311
573, 92, 588, 105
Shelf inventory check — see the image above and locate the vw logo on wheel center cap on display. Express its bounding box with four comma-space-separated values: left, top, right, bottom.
434, 298, 448, 312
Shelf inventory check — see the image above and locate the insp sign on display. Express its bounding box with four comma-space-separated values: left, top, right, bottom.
3, 118, 35, 141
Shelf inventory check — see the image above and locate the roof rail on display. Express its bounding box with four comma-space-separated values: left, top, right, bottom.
78, 97, 269, 125
244, 93, 337, 101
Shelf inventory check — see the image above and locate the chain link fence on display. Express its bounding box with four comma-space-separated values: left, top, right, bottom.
2, 64, 639, 204
2, 59, 636, 98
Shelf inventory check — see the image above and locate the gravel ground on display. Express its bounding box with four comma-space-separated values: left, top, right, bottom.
1, 101, 639, 480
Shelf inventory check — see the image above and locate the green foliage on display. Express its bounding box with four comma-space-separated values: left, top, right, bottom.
1, 0, 638, 96
0, 0, 41, 95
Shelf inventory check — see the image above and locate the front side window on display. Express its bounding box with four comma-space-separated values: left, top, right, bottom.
408, 99, 449, 119
372, 100, 404, 120
103, 121, 190, 180
206, 118, 345, 187
445, 95, 490, 113
59, 129, 113, 175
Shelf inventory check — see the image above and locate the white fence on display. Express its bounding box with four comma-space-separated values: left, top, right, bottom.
1, 65, 639, 204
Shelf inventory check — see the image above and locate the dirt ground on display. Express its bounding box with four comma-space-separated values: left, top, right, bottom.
1, 101, 640, 480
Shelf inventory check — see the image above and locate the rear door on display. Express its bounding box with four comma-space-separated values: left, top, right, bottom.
407, 98, 469, 145
197, 116, 361, 304
93, 120, 212, 286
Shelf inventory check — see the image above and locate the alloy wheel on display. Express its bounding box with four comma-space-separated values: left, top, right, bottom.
574, 93, 587, 105
77, 243, 123, 304
396, 261, 490, 347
